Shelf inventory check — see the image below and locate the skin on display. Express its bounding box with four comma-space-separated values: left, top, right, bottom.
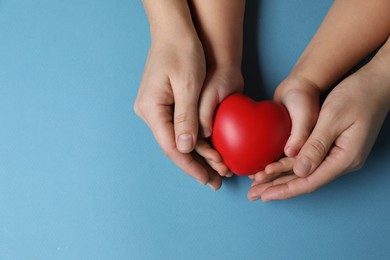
135, 0, 245, 190
249, 43, 390, 201
189, 0, 246, 178
248, 0, 390, 201
136, 0, 389, 198
278, 0, 390, 162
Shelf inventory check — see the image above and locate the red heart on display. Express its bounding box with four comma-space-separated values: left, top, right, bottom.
211, 94, 291, 176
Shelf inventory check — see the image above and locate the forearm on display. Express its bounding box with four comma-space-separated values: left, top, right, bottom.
291, 0, 390, 91
143, 0, 198, 43
188, 0, 246, 69
361, 36, 390, 112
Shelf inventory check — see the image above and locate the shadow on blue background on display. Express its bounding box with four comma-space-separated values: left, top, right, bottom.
242, 1, 266, 101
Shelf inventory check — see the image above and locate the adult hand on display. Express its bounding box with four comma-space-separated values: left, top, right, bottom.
134, 30, 222, 190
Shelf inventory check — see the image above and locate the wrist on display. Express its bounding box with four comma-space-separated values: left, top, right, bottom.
188, 0, 245, 76
363, 64, 390, 113
202, 35, 243, 73
143, 0, 198, 44
289, 56, 337, 92
363, 39, 390, 112
149, 19, 198, 45
206, 57, 242, 73
277, 73, 322, 96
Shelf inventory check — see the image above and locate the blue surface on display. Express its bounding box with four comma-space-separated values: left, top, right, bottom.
0, 1, 389, 259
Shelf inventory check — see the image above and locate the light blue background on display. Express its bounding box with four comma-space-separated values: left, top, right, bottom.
1, 1, 389, 259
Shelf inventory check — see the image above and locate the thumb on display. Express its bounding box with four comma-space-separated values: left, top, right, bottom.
198, 87, 220, 138
172, 81, 201, 153
293, 113, 341, 177
275, 88, 320, 157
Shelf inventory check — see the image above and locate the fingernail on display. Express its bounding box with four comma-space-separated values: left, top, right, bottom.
248, 193, 260, 201
208, 183, 217, 191
177, 134, 193, 153
197, 179, 207, 186
261, 196, 271, 202
295, 157, 311, 176
285, 146, 297, 157
203, 127, 212, 138
226, 171, 234, 178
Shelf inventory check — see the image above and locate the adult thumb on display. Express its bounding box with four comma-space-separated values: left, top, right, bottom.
172, 82, 201, 153
293, 113, 340, 177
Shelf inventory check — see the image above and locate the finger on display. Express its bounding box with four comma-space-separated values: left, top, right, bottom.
248, 175, 298, 201
198, 87, 220, 138
261, 146, 347, 201
193, 152, 222, 191
252, 170, 265, 185
275, 89, 319, 157
293, 113, 341, 177
148, 104, 210, 185
225, 172, 234, 178
251, 157, 295, 186
252, 172, 280, 185
204, 158, 229, 177
195, 139, 229, 176
253, 170, 290, 185
207, 170, 223, 191
195, 139, 222, 163
264, 157, 295, 175
172, 79, 201, 153
252, 174, 298, 189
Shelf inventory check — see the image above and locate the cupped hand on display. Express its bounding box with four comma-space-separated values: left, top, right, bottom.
248, 67, 390, 201
195, 66, 244, 177
134, 35, 222, 190
247, 75, 321, 180
274, 76, 322, 158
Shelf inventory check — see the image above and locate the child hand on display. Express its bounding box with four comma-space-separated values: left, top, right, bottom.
249, 157, 295, 186
274, 76, 321, 159
247, 76, 321, 180
186, 0, 245, 178
194, 66, 244, 178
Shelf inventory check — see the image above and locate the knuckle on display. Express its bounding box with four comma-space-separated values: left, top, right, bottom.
174, 112, 197, 129
176, 74, 201, 92
307, 138, 328, 160
133, 101, 141, 117
342, 149, 366, 172
133, 98, 148, 118
293, 133, 311, 147
349, 156, 365, 171
183, 77, 198, 92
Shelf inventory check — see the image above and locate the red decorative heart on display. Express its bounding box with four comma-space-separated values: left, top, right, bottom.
211, 94, 291, 176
